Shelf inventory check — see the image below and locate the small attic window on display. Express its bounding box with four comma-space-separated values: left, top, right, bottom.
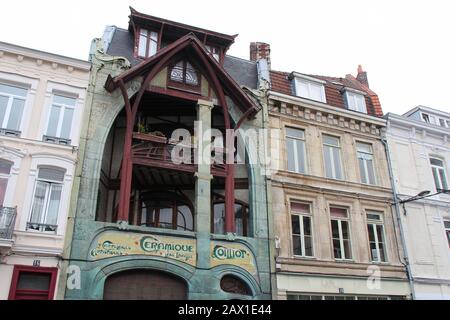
292, 74, 326, 103
137, 28, 158, 58
168, 60, 201, 93
205, 45, 220, 62
344, 89, 367, 114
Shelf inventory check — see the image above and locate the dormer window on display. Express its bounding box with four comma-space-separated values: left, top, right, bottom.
168, 60, 200, 91
138, 28, 158, 58
421, 112, 448, 128
344, 89, 367, 114
292, 74, 326, 103
205, 45, 220, 62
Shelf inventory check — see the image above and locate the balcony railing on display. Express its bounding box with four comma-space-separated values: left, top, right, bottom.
26, 222, 58, 233
0, 206, 17, 240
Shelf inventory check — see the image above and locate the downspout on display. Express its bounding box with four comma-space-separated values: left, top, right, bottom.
381, 121, 416, 300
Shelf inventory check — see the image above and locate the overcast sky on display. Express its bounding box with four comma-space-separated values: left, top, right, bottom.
1, 0, 449, 115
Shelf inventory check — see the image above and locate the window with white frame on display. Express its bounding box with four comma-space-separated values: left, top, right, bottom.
0, 83, 27, 135
323, 135, 343, 180
444, 220, 450, 248
27, 167, 66, 233
205, 45, 220, 62
422, 113, 448, 127
430, 158, 448, 191
0, 159, 12, 206
366, 211, 387, 262
330, 206, 352, 260
345, 91, 367, 113
357, 142, 376, 185
290, 202, 313, 257
294, 77, 326, 103
138, 28, 158, 58
286, 127, 307, 174
44, 94, 76, 144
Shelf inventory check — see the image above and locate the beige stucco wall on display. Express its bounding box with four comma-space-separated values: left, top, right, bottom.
0, 42, 90, 300
268, 94, 409, 298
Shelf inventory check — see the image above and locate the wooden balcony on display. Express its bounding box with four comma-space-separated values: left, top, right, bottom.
131, 132, 226, 177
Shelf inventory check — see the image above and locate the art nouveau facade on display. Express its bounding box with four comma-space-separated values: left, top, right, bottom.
59, 8, 273, 300
251, 47, 411, 299
385, 106, 450, 299
0, 42, 90, 299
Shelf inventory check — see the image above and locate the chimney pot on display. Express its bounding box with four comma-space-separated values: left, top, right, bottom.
356, 64, 369, 88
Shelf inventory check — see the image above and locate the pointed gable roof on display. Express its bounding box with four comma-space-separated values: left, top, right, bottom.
104, 33, 259, 118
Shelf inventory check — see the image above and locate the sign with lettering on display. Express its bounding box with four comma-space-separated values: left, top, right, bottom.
210, 241, 257, 275
89, 231, 196, 267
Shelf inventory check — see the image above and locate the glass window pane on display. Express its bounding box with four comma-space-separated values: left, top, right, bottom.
286, 127, 304, 139
185, 62, 198, 85
0, 178, 8, 206
303, 216, 311, 236
53, 95, 76, 106
331, 219, 340, 238
60, 107, 74, 139
333, 239, 342, 259
138, 29, 148, 57
46, 105, 61, 137
343, 239, 352, 259
46, 184, 62, 226
367, 159, 376, 185
292, 235, 301, 255
0, 84, 27, 97
7, 98, 25, 131
359, 158, 367, 184
330, 207, 348, 218
444, 221, 450, 229
213, 203, 225, 234
368, 224, 375, 242
332, 147, 343, 179
0, 160, 12, 175
438, 168, 448, 190
17, 272, 51, 291
297, 81, 309, 98
430, 158, 443, 166
177, 205, 192, 231
0, 95, 8, 125
286, 138, 296, 172
296, 140, 306, 173
170, 61, 184, 82
357, 142, 372, 154
304, 235, 313, 256
324, 146, 333, 178
309, 83, 323, 101
291, 215, 300, 235
158, 203, 172, 229
30, 181, 48, 224
291, 202, 310, 213
38, 167, 65, 182
323, 135, 339, 146
341, 221, 350, 240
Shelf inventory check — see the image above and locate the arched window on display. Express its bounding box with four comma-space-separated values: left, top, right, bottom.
139, 192, 194, 231
0, 159, 13, 206
28, 166, 66, 233
212, 194, 249, 237
220, 275, 252, 296
168, 60, 200, 88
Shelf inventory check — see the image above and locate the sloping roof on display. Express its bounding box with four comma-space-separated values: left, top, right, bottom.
105, 33, 259, 117
269, 70, 384, 117
106, 28, 257, 89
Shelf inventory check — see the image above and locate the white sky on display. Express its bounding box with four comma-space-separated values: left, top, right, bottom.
1, 0, 449, 115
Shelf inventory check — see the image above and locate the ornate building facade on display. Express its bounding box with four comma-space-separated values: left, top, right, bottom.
59, 8, 274, 300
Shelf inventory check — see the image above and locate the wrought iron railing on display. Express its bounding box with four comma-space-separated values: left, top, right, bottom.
0, 128, 21, 137
0, 206, 17, 240
26, 222, 58, 233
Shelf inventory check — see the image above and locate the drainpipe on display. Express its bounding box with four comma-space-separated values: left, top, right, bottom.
381, 126, 416, 300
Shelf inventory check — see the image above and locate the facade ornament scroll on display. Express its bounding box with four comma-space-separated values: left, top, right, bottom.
91, 38, 131, 71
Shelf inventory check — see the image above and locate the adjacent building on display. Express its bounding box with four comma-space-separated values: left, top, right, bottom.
0, 41, 90, 299
385, 106, 450, 299
250, 43, 411, 299
59, 8, 273, 300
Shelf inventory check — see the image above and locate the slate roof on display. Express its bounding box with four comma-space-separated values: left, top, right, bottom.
106, 28, 257, 89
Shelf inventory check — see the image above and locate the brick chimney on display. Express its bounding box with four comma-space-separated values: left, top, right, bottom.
356, 64, 369, 88
250, 42, 271, 69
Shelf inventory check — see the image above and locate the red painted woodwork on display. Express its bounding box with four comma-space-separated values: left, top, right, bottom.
8, 265, 58, 300
111, 33, 258, 233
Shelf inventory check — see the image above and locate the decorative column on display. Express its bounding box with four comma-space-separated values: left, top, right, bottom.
195, 99, 214, 269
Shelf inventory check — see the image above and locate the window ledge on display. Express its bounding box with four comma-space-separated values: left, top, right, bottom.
292, 255, 316, 261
